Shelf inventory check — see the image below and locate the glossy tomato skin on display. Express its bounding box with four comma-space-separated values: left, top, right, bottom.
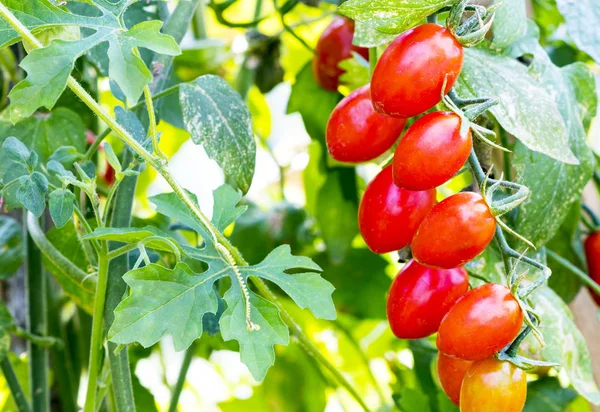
327, 85, 407, 162
387, 260, 468, 339
313, 16, 368, 91
393, 112, 471, 190
437, 353, 473, 406
371, 24, 463, 118
359, 166, 436, 253
460, 357, 527, 412
437, 284, 523, 361
412, 192, 496, 269
584, 232, 600, 305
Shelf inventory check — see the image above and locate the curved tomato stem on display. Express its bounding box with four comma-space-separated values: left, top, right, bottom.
582, 203, 600, 228
446, 0, 499, 47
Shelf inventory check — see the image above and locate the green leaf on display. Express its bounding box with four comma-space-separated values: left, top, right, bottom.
0, 216, 23, 280
456, 48, 578, 164
524, 377, 577, 412
211, 185, 247, 232
179, 75, 256, 194
352, 21, 398, 48
492, 0, 528, 48
5, 1, 180, 121
533, 286, 600, 405
338, 54, 370, 92
48, 188, 75, 228
108, 262, 220, 351
220, 289, 289, 381
2, 137, 30, 165
546, 202, 585, 302
0, 109, 86, 210
103, 142, 122, 175
287, 63, 341, 143
465, 243, 507, 285
556, 0, 600, 63
241, 245, 335, 320
83, 226, 181, 253
510, 30, 596, 247
315, 248, 390, 319
47, 160, 75, 180
48, 146, 80, 165
17, 172, 48, 217
339, 0, 453, 35
397, 387, 432, 412
316, 168, 358, 264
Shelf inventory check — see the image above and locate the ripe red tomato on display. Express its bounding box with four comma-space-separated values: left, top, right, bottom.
313, 16, 369, 91
359, 165, 436, 253
437, 353, 473, 406
326, 85, 407, 162
584, 232, 600, 306
371, 23, 463, 118
437, 283, 523, 361
387, 260, 468, 339
460, 357, 527, 412
412, 192, 496, 268
393, 112, 471, 190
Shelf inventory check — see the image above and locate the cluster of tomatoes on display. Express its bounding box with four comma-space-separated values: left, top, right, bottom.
315, 17, 527, 411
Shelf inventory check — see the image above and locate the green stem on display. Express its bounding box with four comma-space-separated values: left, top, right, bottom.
369, 48, 377, 79
83, 251, 109, 412
11, 326, 60, 347
192, 0, 207, 39
499, 127, 512, 182
0, 7, 371, 409
24, 210, 49, 412
168, 342, 196, 412
106, 242, 138, 261
546, 249, 600, 296
0, 357, 31, 412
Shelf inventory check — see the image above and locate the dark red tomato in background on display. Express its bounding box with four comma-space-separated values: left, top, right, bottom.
437, 353, 473, 406
313, 16, 369, 91
460, 357, 527, 412
393, 112, 471, 190
327, 85, 407, 162
371, 23, 463, 118
437, 284, 523, 361
387, 260, 468, 339
412, 192, 496, 268
584, 232, 600, 305
359, 166, 436, 253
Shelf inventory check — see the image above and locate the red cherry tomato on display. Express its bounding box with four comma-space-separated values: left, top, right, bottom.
412, 192, 496, 269
437, 353, 472, 406
437, 283, 523, 361
460, 357, 527, 412
371, 23, 463, 118
359, 165, 436, 253
313, 16, 369, 91
387, 260, 468, 339
584, 232, 600, 306
393, 112, 471, 190
326, 85, 407, 162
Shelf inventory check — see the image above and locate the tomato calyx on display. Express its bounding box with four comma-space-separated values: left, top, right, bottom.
446, 0, 500, 47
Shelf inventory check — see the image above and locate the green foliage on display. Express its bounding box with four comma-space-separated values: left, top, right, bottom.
0, 216, 23, 279
48, 188, 75, 228
491, 0, 528, 49
108, 185, 334, 381
339, 0, 454, 35
555, 0, 600, 63
180, 75, 256, 194
524, 378, 578, 412
532, 286, 600, 405
456, 48, 577, 165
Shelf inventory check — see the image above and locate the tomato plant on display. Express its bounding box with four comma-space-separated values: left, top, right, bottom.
358, 165, 436, 253
387, 260, 468, 339
0, 0, 599, 411
392, 111, 472, 190
460, 357, 527, 412
326, 85, 407, 162
412, 192, 497, 269
437, 284, 523, 361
